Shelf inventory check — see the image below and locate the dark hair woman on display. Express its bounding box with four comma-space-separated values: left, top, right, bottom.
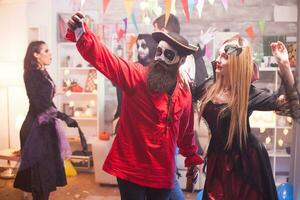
14, 41, 77, 200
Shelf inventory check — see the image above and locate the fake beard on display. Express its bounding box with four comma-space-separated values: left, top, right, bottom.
147, 60, 180, 93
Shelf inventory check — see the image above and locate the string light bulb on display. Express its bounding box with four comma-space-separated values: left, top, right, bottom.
283, 128, 289, 136
265, 136, 271, 144
278, 139, 284, 147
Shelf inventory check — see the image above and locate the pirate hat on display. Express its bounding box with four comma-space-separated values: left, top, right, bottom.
152, 31, 198, 56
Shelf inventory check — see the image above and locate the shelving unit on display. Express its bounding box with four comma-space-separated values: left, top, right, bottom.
56, 42, 100, 143
250, 68, 294, 186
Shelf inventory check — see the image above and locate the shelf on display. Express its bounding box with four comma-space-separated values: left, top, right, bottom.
269, 154, 291, 158
259, 67, 278, 72
64, 92, 97, 96
73, 117, 97, 121
60, 67, 96, 71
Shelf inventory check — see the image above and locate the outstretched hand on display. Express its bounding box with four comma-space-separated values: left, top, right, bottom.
199, 27, 216, 48
67, 11, 85, 32
270, 41, 289, 66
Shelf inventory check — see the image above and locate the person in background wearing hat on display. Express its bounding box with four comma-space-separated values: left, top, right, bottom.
112, 34, 158, 130
66, 12, 203, 200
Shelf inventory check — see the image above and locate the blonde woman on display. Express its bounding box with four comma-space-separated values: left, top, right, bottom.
194, 36, 299, 200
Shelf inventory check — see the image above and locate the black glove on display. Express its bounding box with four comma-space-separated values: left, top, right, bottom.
67, 12, 85, 32
57, 111, 78, 128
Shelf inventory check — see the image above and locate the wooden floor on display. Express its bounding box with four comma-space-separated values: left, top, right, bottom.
0, 169, 198, 200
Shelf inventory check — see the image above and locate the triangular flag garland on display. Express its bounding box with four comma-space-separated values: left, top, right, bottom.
124, 0, 134, 16
171, 0, 177, 15
131, 13, 139, 33
123, 18, 128, 33
181, 0, 190, 22
165, 0, 172, 27
208, 0, 215, 5
245, 25, 256, 40
103, 0, 110, 14
196, 0, 204, 18
188, 0, 195, 17
258, 19, 265, 35
221, 0, 229, 11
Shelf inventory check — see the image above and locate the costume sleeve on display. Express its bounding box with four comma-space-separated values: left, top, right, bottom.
24, 70, 54, 115
249, 78, 300, 123
66, 26, 142, 92
177, 97, 203, 167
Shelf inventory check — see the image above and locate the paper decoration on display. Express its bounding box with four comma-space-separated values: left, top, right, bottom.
131, 13, 139, 33
85, 69, 97, 92
208, 0, 215, 5
117, 29, 125, 42
171, 0, 177, 14
196, 0, 204, 18
124, 0, 134, 16
128, 35, 137, 52
123, 18, 128, 33
80, 0, 86, 9
245, 25, 256, 39
103, 0, 110, 14
188, 0, 195, 17
258, 19, 265, 34
165, 0, 172, 27
181, 0, 190, 22
205, 46, 212, 59
221, 0, 229, 11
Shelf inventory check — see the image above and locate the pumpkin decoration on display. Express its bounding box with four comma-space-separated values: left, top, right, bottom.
99, 131, 110, 141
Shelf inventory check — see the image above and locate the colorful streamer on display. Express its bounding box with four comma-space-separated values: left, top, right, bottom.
196, 0, 204, 18
165, 0, 172, 27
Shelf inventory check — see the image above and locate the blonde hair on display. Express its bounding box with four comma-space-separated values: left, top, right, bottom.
198, 36, 253, 150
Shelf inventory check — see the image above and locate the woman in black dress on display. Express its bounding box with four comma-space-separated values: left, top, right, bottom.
194, 36, 299, 200
14, 41, 77, 200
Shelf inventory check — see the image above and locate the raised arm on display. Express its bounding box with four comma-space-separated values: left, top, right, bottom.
66, 12, 143, 92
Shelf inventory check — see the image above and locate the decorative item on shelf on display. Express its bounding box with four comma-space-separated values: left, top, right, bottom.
63, 103, 74, 116
71, 83, 83, 93
98, 131, 110, 141
84, 105, 94, 117
62, 55, 73, 68
286, 42, 296, 68
85, 69, 97, 93
75, 63, 82, 68
285, 146, 291, 154
74, 107, 84, 117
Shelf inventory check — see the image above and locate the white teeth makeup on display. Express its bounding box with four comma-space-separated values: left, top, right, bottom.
154, 41, 179, 65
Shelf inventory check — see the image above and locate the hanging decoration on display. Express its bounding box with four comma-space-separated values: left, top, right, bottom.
123, 18, 128, 33
80, 0, 86, 9
188, 0, 195, 17
221, 0, 229, 11
245, 25, 256, 40
116, 24, 125, 42
258, 19, 265, 35
131, 13, 139, 33
128, 35, 137, 52
181, 0, 190, 22
241, 0, 245, 3
207, 0, 215, 5
171, 0, 177, 15
165, 0, 172, 27
205, 46, 212, 59
196, 0, 204, 18
124, 0, 134, 16
103, 0, 111, 14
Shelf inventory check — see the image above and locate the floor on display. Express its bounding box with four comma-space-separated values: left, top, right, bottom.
0, 169, 198, 200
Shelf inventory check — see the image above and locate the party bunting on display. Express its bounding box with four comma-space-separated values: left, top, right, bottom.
188, 0, 195, 17
245, 25, 256, 39
124, 0, 133, 16
181, 0, 190, 22
128, 35, 137, 51
208, 0, 215, 5
131, 13, 139, 33
103, 0, 110, 14
196, 0, 204, 18
171, 0, 177, 15
165, 0, 172, 27
123, 18, 128, 33
80, 0, 86, 9
258, 19, 265, 35
205, 46, 212, 59
221, 0, 229, 11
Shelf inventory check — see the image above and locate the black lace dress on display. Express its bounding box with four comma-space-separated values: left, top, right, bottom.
194, 79, 300, 200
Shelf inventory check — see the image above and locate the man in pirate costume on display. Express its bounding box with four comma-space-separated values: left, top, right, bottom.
66, 12, 203, 200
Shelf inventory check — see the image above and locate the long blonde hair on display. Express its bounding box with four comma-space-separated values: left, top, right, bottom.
198, 36, 253, 150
